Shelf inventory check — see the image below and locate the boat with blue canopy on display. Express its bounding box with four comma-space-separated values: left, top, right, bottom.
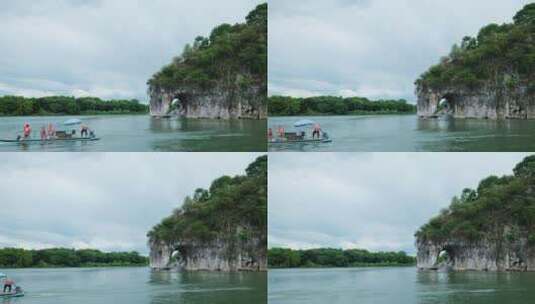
269, 120, 332, 144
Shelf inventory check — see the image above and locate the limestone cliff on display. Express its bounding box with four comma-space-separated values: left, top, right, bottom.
147, 3, 267, 119
416, 4, 535, 119
416, 83, 535, 119
416, 155, 535, 271
149, 83, 266, 119
149, 230, 266, 272
147, 156, 267, 272
416, 230, 535, 271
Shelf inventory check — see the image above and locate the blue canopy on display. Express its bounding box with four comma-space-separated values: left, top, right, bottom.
63, 118, 82, 126
0, 273, 6, 279
293, 119, 316, 128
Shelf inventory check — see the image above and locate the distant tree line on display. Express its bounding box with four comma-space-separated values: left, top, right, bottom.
0, 248, 148, 268
0, 96, 148, 116
268, 248, 416, 268
268, 96, 416, 116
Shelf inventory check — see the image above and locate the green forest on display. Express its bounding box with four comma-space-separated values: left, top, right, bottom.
148, 3, 267, 94
268, 96, 416, 116
148, 155, 267, 245
0, 248, 148, 268
416, 155, 535, 243
0, 96, 148, 116
268, 248, 415, 268
417, 3, 535, 90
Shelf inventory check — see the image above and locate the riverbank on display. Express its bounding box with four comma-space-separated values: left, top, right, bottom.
0, 111, 148, 117
0, 95, 148, 116
0, 263, 148, 269
270, 111, 415, 117
269, 263, 416, 269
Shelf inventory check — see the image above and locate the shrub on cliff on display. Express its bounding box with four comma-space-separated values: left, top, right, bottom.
416, 155, 535, 242
416, 4, 535, 90
147, 3, 267, 93
147, 155, 267, 245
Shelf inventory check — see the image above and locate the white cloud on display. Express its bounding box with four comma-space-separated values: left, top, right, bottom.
0, 152, 262, 254
0, 0, 263, 102
268, 153, 530, 254
268, 0, 532, 101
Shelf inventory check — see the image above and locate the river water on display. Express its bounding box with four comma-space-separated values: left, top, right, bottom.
269, 267, 535, 304
0, 115, 266, 152
1, 267, 266, 304
268, 115, 535, 152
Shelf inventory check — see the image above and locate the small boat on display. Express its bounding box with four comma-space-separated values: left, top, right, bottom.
0, 290, 24, 298
0, 274, 24, 298
269, 119, 332, 144
0, 137, 100, 143
1, 119, 99, 143
269, 136, 332, 144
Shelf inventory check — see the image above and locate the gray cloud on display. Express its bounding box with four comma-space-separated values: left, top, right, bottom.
268, 0, 532, 101
268, 153, 530, 254
0, 153, 262, 254
0, 0, 262, 102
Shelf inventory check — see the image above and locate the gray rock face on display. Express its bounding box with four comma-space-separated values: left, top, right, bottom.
416, 232, 535, 271
149, 84, 267, 119
416, 84, 535, 119
149, 232, 266, 272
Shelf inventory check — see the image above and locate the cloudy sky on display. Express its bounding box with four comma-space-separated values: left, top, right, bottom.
0, 153, 261, 254
0, 0, 262, 102
269, 153, 530, 254
269, 0, 532, 101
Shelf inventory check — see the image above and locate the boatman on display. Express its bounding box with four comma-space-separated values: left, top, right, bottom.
3, 277, 14, 293
80, 124, 89, 137
312, 123, 321, 139
23, 123, 32, 139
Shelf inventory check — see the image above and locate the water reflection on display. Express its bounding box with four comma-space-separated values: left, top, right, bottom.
0, 115, 265, 152
269, 115, 535, 152
416, 270, 535, 304
149, 271, 266, 304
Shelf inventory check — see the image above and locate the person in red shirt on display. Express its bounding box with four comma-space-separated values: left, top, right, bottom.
23, 123, 32, 139
268, 128, 273, 141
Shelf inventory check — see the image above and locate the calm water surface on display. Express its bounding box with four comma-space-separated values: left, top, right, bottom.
268, 115, 535, 152
2, 267, 266, 304
0, 115, 266, 152
269, 267, 535, 304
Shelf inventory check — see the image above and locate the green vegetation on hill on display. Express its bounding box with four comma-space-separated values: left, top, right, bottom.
148, 3, 267, 93
417, 4, 535, 90
268, 248, 415, 268
147, 155, 267, 245
268, 96, 416, 116
416, 155, 535, 243
0, 96, 148, 116
0, 248, 148, 268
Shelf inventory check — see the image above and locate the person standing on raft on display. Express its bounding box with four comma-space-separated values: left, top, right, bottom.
22, 123, 32, 139
3, 277, 15, 293
80, 124, 89, 137
312, 123, 322, 139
